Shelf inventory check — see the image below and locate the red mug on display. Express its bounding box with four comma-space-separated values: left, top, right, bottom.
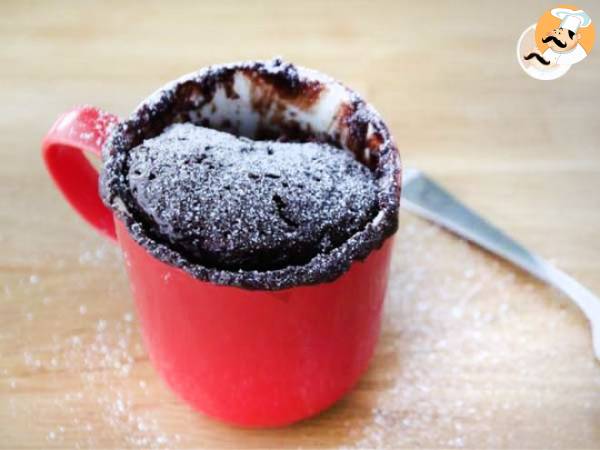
42, 61, 400, 427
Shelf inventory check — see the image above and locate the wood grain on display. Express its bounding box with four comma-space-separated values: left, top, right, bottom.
0, 1, 599, 448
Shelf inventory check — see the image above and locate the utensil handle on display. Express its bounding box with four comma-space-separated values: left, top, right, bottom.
42, 106, 119, 241
540, 262, 600, 360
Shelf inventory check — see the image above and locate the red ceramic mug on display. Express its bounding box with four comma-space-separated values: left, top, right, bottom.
42, 60, 400, 427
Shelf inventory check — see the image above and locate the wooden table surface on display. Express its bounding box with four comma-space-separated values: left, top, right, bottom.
1, 1, 599, 448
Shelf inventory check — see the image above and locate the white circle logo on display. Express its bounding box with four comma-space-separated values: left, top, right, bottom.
517, 24, 570, 80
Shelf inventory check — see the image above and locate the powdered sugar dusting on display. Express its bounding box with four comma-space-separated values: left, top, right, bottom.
1, 241, 182, 448
338, 214, 600, 449
2, 214, 598, 447
127, 123, 378, 271
100, 59, 401, 290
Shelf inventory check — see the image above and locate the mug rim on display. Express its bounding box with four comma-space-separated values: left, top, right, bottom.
100, 58, 401, 290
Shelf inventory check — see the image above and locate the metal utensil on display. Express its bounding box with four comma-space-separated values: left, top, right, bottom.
401, 167, 600, 360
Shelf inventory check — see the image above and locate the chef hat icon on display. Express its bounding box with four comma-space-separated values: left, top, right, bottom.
551, 8, 592, 33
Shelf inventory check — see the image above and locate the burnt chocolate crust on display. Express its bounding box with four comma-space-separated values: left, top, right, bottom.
100, 59, 401, 290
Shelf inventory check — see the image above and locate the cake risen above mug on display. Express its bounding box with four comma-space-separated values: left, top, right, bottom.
100, 59, 401, 290
126, 123, 380, 272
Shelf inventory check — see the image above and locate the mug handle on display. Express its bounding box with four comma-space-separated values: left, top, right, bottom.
42, 106, 120, 241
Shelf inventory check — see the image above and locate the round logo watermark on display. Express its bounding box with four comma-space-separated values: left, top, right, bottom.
517, 5, 595, 80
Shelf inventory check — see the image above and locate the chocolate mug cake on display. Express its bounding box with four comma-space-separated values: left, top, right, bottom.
43, 59, 401, 426
100, 59, 401, 289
